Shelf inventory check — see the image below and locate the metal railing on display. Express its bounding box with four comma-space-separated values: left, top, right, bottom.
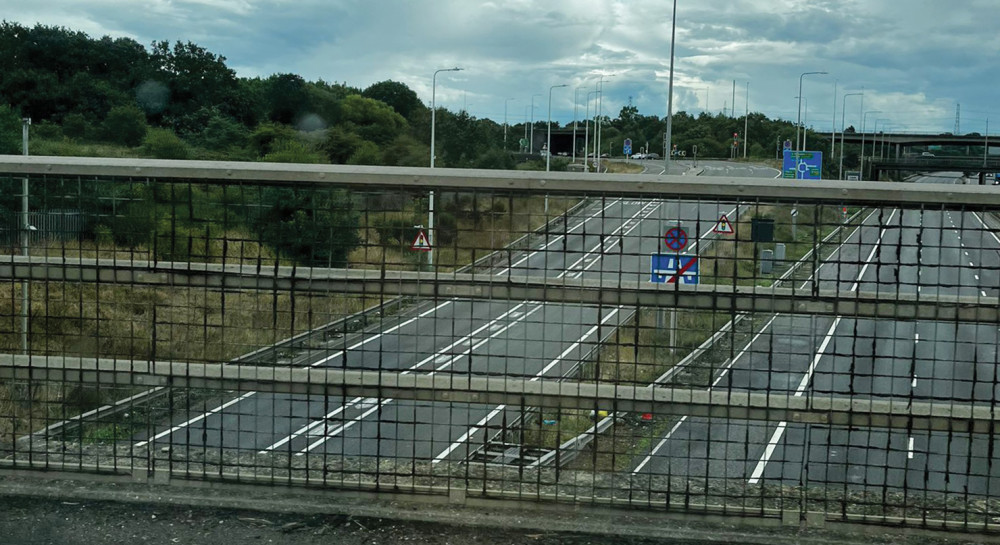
1, 157, 1000, 536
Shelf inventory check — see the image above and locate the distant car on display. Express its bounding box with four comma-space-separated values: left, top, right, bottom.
632, 153, 646, 160
646, 153, 660, 160
921, 151, 935, 157
600, 153, 609, 158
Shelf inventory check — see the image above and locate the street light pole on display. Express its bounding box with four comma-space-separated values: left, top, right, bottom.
797, 71, 827, 151
584, 90, 597, 172
529, 93, 542, 154
547, 84, 568, 172
573, 86, 587, 164
831, 80, 837, 160
876, 119, 891, 160
594, 75, 613, 173
743, 81, 749, 159
429, 67, 462, 269
20, 117, 29, 354
861, 109, 881, 181
663, 0, 678, 172
839, 92, 863, 180
504, 98, 515, 151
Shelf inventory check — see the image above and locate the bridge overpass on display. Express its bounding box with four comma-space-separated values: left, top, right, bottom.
2, 157, 1000, 542
817, 130, 998, 159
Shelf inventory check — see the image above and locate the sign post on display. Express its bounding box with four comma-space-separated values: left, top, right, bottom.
411, 225, 431, 269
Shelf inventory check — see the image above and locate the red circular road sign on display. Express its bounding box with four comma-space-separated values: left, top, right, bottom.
664, 227, 688, 251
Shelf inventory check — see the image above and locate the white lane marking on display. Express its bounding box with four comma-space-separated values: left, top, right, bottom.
497, 200, 622, 276
432, 307, 622, 464
749, 209, 896, 484
912, 375, 918, 388
137, 299, 459, 448
271, 304, 542, 454
632, 416, 689, 473
711, 315, 780, 387
749, 422, 788, 484
308, 300, 455, 368
639, 210, 881, 475
908, 436, 915, 459
972, 212, 1000, 247
851, 210, 898, 292
983, 290, 989, 297
965, 251, 970, 256
134, 392, 256, 449
559, 202, 660, 279
976, 275, 981, 281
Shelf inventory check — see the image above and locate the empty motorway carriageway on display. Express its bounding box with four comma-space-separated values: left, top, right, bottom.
3, 156, 1000, 541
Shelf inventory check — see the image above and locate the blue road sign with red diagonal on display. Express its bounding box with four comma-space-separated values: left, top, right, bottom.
664, 227, 687, 251
650, 254, 699, 284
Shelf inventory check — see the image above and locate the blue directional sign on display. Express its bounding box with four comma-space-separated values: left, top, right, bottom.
624, 138, 632, 156
650, 254, 699, 284
782, 149, 823, 180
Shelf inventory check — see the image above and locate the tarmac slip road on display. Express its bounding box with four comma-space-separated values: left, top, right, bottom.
134, 170, 770, 464
631, 173, 1000, 496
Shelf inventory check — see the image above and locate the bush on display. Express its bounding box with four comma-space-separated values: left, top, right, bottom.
102, 104, 148, 147
374, 216, 419, 246
435, 212, 458, 245
142, 128, 190, 159
32, 120, 62, 140
347, 141, 382, 165
261, 140, 324, 164
63, 113, 88, 140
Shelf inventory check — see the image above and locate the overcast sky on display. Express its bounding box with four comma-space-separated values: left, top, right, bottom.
5, 0, 998, 134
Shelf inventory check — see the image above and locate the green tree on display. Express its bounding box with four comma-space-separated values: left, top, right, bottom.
336, 94, 407, 145
263, 73, 310, 125
101, 104, 147, 146
362, 80, 424, 121
0, 104, 23, 154
253, 187, 361, 267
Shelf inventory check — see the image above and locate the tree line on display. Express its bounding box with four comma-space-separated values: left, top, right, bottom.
0, 22, 860, 267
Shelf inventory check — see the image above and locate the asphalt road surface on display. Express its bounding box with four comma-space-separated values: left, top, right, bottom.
631, 173, 1000, 496
135, 162, 780, 467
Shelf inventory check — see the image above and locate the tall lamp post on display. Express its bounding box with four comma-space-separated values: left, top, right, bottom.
663, 0, 678, 172
429, 66, 462, 269
595, 75, 613, 172
573, 86, 588, 164
547, 84, 568, 172
742, 81, 749, 159
529, 94, 542, 153
860, 109, 882, 181
503, 97, 515, 151
876, 119, 891, 160
839, 91, 863, 180
796, 71, 827, 151
584, 90, 598, 172
20, 118, 30, 353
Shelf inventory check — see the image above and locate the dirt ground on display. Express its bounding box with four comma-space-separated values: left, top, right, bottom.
0, 475, 981, 545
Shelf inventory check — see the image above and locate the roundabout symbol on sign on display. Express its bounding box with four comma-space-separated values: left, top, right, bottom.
664, 227, 688, 251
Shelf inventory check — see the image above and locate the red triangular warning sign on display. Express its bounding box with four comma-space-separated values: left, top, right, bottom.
713, 214, 734, 235
411, 230, 432, 251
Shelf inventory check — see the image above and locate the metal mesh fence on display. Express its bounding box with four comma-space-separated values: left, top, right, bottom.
1, 159, 1000, 533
